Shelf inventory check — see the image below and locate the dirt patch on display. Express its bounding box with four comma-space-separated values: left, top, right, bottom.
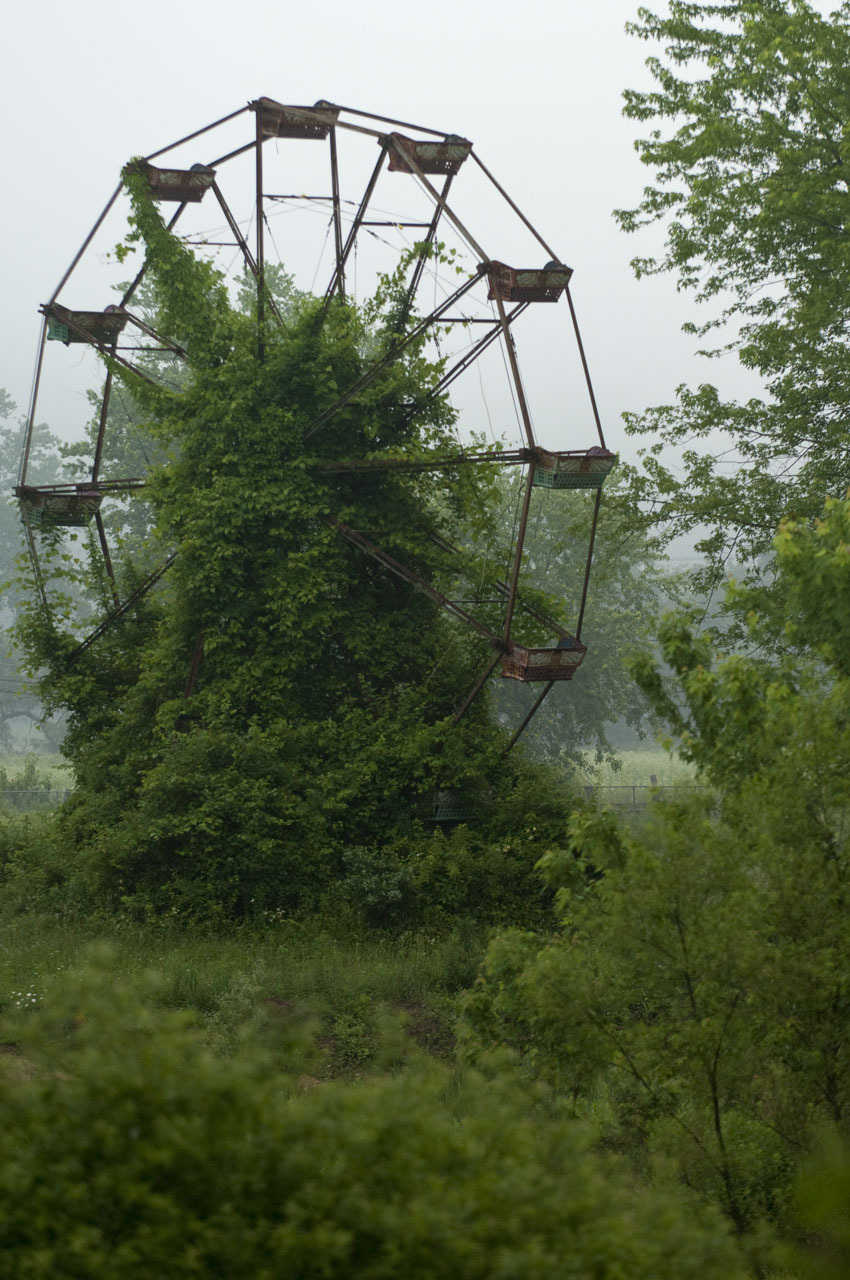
397, 1002, 455, 1058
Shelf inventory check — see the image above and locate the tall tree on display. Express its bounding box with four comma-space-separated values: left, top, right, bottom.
16, 171, 578, 919
461, 493, 850, 1273
617, 0, 850, 627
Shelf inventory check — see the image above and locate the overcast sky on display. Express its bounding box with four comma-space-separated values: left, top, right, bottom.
1, 0, 757, 472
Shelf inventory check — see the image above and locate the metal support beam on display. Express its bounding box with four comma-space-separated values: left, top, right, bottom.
492, 290, 536, 450
323, 140, 389, 308
566, 284, 606, 450
503, 681, 556, 754
470, 151, 559, 262
452, 650, 502, 724
66, 553, 177, 664
331, 519, 502, 646
399, 172, 453, 323
314, 447, 531, 475
386, 135, 487, 261
91, 351, 116, 484
501, 465, 535, 644
305, 270, 483, 441
19, 316, 48, 487
209, 181, 283, 326
576, 489, 602, 641
329, 126, 345, 302
49, 185, 123, 305
255, 110, 266, 362
94, 510, 120, 609
120, 201, 190, 309
144, 104, 251, 162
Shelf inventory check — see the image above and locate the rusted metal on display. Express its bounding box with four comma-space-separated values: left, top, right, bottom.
209, 181, 283, 328
503, 680, 555, 754
329, 127, 345, 302
48, 184, 123, 305
19, 315, 48, 487
19, 507, 50, 617
575, 489, 602, 641
385, 135, 488, 260
330, 103, 450, 138
255, 107, 265, 362
144, 104, 251, 162
305, 270, 484, 441
331, 519, 502, 646
16, 478, 145, 496
119, 201, 189, 309
94, 510, 120, 608
121, 310, 189, 360
66, 553, 177, 664
400, 173, 453, 323
565, 283, 606, 449
492, 578, 571, 641
44, 304, 128, 347
130, 161, 216, 203
418, 303, 528, 406
386, 133, 472, 176
501, 465, 535, 641
24, 98, 610, 762
39, 307, 163, 390
206, 141, 257, 167
91, 354, 115, 484
470, 152, 559, 262
314, 447, 532, 475
487, 261, 572, 304
500, 637, 587, 683
492, 291, 536, 451
251, 98, 339, 140
531, 447, 616, 490
324, 139, 389, 306
452, 650, 503, 723
16, 484, 103, 529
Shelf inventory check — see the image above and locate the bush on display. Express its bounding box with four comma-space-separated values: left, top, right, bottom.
0, 954, 745, 1278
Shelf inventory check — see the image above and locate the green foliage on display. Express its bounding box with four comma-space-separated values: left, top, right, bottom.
0, 953, 744, 1278
617, 1, 850, 619
461, 498, 850, 1267
12, 164, 579, 921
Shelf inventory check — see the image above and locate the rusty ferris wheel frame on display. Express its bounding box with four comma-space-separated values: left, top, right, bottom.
15, 97, 616, 751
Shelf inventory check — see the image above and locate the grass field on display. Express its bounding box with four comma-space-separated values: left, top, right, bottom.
574, 746, 697, 787
0, 754, 73, 790
0, 910, 484, 1079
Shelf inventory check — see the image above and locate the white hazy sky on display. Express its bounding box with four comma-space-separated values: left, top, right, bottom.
1, 0, 756, 467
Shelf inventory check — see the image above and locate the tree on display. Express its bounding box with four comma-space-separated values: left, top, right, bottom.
617, 0, 850, 625
0, 392, 66, 750
461, 494, 850, 1272
16, 170, 581, 920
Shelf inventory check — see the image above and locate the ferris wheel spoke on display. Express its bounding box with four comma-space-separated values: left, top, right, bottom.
19, 97, 613, 753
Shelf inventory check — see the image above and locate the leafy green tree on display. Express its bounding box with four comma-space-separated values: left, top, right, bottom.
617, 0, 850, 622
461, 495, 850, 1270
16, 170, 580, 920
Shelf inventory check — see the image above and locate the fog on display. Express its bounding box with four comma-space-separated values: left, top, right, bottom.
1, 0, 762, 474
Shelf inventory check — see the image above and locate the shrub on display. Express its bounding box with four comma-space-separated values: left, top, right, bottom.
0, 954, 745, 1279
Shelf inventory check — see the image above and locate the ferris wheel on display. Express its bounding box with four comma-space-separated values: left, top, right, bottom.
16, 97, 615, 749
